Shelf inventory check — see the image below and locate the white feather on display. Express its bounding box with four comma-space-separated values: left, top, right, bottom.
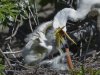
22, 21, 56, 64
40, 53, 68, 70
53, 0, 100, 32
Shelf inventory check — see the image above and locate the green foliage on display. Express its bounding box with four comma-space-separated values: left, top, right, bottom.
0, 0, 31, 27
0, 0, 19, 23
0, 0, 55, 27
0, 64, 5, 71
0, 64, 5, 75
70, 65, 100, 75
0, 58, 5, 75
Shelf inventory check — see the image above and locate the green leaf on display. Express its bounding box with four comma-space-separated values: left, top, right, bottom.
0, 64, 5, 71
0, 12, 5, 21
95, 70, 100, 75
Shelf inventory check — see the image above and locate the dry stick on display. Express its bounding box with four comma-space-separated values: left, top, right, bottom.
33, 0, 39, 26
29, 13, 34, 32
84, 28, 93, 62
7, 44, 24, 71
66, 48, 74, 70
80, 42, 82, 57
9, 16, 18, 42
28, 6, 38, 26
5, 17, 22, 40
0, 48, 12, 68
7, 44, 22, 67
3, 51, 22, 54
7, 44, 16, 59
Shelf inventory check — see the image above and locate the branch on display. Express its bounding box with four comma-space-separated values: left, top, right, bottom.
0, 48, 12, 68
3, 51, 22, 54
5, 17, 22, 40
29, 13, 34, 32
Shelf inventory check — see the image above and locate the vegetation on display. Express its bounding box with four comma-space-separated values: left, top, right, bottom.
70, 65, 100, 75
0, 0, 100, 75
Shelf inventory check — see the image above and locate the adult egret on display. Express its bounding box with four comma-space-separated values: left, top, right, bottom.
22, 20, 70, 70
53, 0, 100, 32
22, 0, 100, 70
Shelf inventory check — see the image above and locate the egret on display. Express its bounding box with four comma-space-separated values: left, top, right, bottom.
22, 0, 100, 70
53, 0, 100, 32
22, 21, 54, 64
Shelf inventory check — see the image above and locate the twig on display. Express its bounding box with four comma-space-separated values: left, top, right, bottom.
29, 13, 34, 32
5, 16, 23, 40
3, 51, 22, 54
0, 48, 12, 68
7, 44, 22, 66
84, 28, 93, 62
5, 24, 20, 40
33, 0, 39, 26
9, 60, 28, 70
80, 42, 82, 57
28, 6, 39, 26
7, 44, 16, 59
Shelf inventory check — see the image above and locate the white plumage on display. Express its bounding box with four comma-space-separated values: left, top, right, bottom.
53, 0, 100, 32
22, 21, 54, 64
22, 21, 67, 70
22, 0, 100, 70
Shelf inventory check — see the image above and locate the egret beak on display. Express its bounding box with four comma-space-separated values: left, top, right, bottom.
54, 26, 77, 45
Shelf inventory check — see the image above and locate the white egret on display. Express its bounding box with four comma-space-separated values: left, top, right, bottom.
22, 21, 71, 70
53, 0, 100, 32
22, 0, 100, 70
